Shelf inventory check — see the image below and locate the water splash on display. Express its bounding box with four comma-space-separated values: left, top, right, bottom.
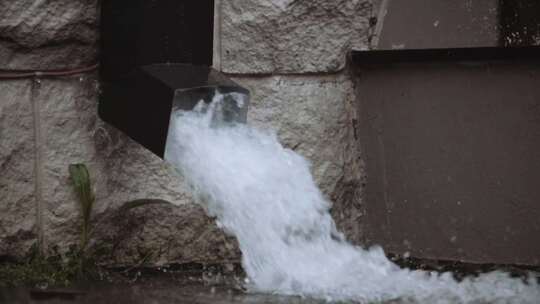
165, 91, 540, 303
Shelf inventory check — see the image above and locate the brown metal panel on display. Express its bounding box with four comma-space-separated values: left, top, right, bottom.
377, 0, 500, 49
356, 61, 540, 265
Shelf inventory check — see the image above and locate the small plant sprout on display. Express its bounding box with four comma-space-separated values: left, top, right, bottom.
68, 164, 95, 252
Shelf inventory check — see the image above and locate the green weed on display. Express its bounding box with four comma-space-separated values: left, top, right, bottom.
0, 163, 172, 287
69, 163, 95, 253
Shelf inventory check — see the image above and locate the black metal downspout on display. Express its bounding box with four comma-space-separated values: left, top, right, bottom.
98, 0, 249, 158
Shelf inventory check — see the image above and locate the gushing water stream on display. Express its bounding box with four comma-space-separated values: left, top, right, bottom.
164, 92, 540, 303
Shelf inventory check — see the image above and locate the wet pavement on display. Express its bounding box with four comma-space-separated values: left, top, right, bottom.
0, 284, 332, 304
2, 262, 536, 304
0, 278, 337, 304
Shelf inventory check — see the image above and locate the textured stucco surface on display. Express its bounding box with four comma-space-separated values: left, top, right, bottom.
0, 80, 37, 257
1, 0, 369, 264
0, 0, 239, 264
38, 78, 240, 265
0, 0, 98, 69
0, 75, 240, 265
220, 0, 373, 74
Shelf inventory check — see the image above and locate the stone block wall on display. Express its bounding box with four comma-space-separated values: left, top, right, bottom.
0, 0, 238, 265
0, 0, 373, 265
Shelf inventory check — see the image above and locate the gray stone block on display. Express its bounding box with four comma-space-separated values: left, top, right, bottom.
0, 0, 98, 69
0, 80, 37, 258
221, 0, 373, 74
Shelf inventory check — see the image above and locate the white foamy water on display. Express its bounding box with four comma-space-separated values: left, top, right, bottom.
165, 92, 540, 303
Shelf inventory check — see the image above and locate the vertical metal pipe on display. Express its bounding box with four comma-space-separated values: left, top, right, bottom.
31, 77, 45, 256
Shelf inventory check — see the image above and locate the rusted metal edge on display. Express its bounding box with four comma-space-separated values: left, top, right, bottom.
352, 46, 540, 65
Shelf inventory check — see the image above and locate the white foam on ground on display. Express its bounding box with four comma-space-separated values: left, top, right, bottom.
164, 92, 540, 303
